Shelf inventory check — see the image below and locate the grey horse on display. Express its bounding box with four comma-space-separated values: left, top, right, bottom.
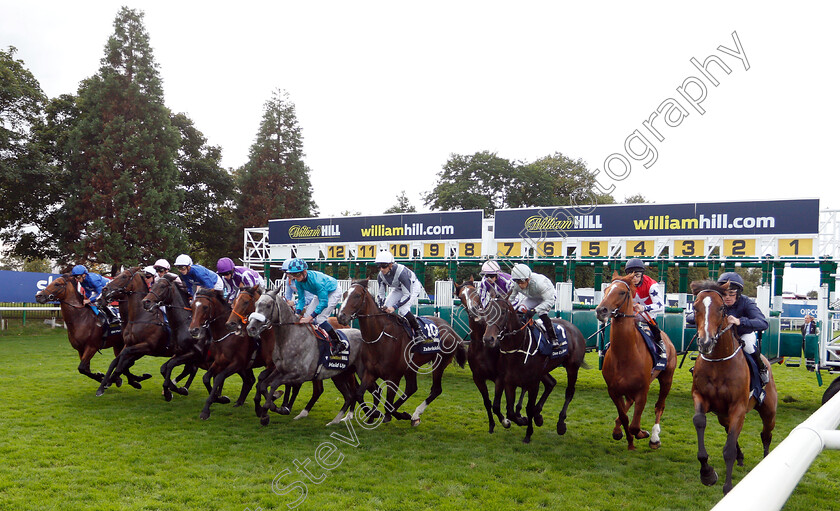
247, 288, 364, 427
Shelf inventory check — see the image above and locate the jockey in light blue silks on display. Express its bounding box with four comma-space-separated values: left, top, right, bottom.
375, 250, 424, 339
286, 258, 346, 355
71, 265, 116, 326
216, 257, 266, 304
281, 258, 317, 316
173, 254, 224, 297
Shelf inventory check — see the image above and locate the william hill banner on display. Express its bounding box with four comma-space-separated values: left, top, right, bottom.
494, 199, 819, 239
268, 210, 483, 244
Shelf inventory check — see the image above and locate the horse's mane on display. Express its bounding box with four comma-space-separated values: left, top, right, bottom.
351, 279, 369, 288
196, 287, 224, 300
241, 285, 260, 294
690, 280, 726, 295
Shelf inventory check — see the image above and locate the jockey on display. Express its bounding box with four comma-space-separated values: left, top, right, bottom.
477, 259, 513, 306
282, 258, 317, 316
508, 263, 559, 348
216, 257, 266, 304
153, 258, 175, 279
375, 250, 424, 340
71, 265, 115, 326
173, 254, 224, 297
286, 258, 347, 355
624, 258, 666, 356
142, 265, 158, 284
688, 272, 769, 385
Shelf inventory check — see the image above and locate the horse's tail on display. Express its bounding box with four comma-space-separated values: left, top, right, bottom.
455, 340, 467, 369
580, 360, 591, 370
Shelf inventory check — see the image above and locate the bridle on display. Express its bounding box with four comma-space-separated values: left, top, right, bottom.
603, 279, 636, 319
192, 292, 235, 342
230, 288, 258, 326
694, 289, 738, 362
341, 283, 401, 344
101, 270, 146, 302
484, 298, 537, 360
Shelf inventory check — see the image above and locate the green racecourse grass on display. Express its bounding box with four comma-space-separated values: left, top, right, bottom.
1, 324, 839, 511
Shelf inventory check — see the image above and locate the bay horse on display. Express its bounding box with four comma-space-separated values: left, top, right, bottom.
95, 267, 172, 396
336, 281, 467, 427
595, 271, 677, 450
690, 280, 777, 494
225, 286, 325, 419
188, 288, 258, 420
481, 296, 588, 443
455, 281, 544, 433
34, 273, 146, 387
141, 274, 204, 401
247, 288, 363, 427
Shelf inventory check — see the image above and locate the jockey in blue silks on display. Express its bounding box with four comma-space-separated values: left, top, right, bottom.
173, 254, 224, 297
216, 257, 266, 304
71, 265, 115, 326
281, 258, 317, 315
286, 258, 346, 355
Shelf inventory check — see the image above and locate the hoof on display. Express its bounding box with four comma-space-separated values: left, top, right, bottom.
534, 414, 544, 428
278, 406, 291, 415
522, 436, 531, 444
138, 373, 152, 381
200, 411, 210, 420
411, 418, 421, 427
393, 411, 411, 421
382, 415, 392, 424
114, 376, 122, 388
163, 388, 172, 402
233, 400, 245, 408
260, 415, 270, 426
294, 410, 309, 420
94, 372, 105, 382
701, 468, 718, 486
174, 386, 189, 396
613, 431, 623, 441
215, 396, 231, 405
513, 416, 528, 427
128, 380, 142, 390
501, 418, 511, 429
635, 430, 650, 440
556, 422, 567, 436
488, 426, 495, 434
95, 388, 105, 397
649, 440, 661, 450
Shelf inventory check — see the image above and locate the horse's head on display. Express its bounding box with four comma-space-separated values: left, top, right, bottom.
35, 274, 77, 304
690, 280, 732, 355
481, 297, 516, 349
99, 267, 139, 304
189, 287, 226, 340
142, 274, 176, 311
227, 286, 261, 333
337, 281, 371, 326
596, 271, 637, 322
247, 289, 279, 338
456, 281, 483, 320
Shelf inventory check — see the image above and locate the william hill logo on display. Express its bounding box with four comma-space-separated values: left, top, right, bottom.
288, 224, 341, 239
523, 214, 602, 232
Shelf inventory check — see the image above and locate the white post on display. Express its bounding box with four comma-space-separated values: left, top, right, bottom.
556, 282, 573, 312
756, 284, 771, 319
434, 280, 454, 318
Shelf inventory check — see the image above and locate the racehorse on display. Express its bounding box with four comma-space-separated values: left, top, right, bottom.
95, 267, 171, 396
141, 274, 204, 401
482, 296, 588, 443
336, 281, 467, 427
188, 288, 258, 420
34, 273, 146, 387
595, 271, 677, 450
689, 280, 777, 494
247, 288, 363, 427
455, 281, 545, 433
225, 286, 325, 419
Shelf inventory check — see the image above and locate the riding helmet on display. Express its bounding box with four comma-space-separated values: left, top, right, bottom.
154, 259, 170, 271
624, 258, 645, 274
510, 263, 532, 281
216, 257, 235, 274
287, 258, 308, 274
71, 265, 88, 276
717, 271, 744, 291
281, 258, 294, 271
375, 250, 395, 265
174, 254, 193, 267
480, 260, 501, 275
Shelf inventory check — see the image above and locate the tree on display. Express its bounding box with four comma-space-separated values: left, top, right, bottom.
171, 112, 238, 263
807, 290, 818, 300
507, 152, 615, 209
0, 46, 49, 256
383, 190, 416, 214
423, 151, 515, 216
624, 193, 648, 203
54, 8, 184, 274
236, 89, 316, 230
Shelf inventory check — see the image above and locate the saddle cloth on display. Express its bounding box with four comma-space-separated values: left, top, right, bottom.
531, 319, 569, 360
408, 317, 446, 354
315, 328, 350, 371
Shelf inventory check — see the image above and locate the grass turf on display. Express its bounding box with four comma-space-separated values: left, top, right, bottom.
0, 324, 838, 510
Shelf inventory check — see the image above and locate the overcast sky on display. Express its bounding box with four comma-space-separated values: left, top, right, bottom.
2, 1, 837, 292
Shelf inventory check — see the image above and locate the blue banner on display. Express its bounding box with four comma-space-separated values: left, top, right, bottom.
0, 270, 65, 303
494, 199, 819, 239
269, 210, 484, 244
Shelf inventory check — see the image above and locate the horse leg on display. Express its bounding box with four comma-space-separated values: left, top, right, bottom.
533, 373, 556, 428
78, 345, 105, 383
756, 402, 776, 458
522, 383, 538, 444
491, 375, 511, 429
200, 365, 237, 420
410, 362, 447, 427
254, 367, 273, 417
234, 368, 255, 407
473, 374, 496, 433
355, 375, 383, 424
164, 353, 196, 396
556, 366, 579, 436
721, 412, 747, 494
255, 367, 279, 425
294, 380, 324, 420
649, 366, 676, 450
96, 348, 131, 396
629, 389, 650, 442
693, 399, 718, 487
608, 389, 635, 450
279, 384, 300, 415
612, 397, 633, 440
388, 375, 414, 422
326, 374, 354, 426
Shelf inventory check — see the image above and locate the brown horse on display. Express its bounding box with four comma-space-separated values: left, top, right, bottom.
690, 280, 777, 494
595, 271, 677, 450
35, 273, 147, 387
188, 288, 257, 420
95, 267, 173, 396
225, 286, 325, 419
481, 296, 588, 443
455, 281, 542, 433
336, 281, 466, 426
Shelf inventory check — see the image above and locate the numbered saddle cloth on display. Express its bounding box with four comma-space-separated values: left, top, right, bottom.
533, 320, 569, 360
315, 329, 350, 371
409, 317, 444, 354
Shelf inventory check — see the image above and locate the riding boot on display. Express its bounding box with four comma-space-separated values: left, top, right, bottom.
540, 313, 559, 348
404, 311, 423, 340
96, 308, 108, 328
752, 350, 769, 385
321, 322, 346, 355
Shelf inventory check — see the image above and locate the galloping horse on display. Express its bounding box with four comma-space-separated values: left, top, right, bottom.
188, 288, 258, 420
225, 286, 324, 419
595, 271, 677, 450
337, 281, 467, 426
247, 288, 363, 426
35, 273, 145, 387
482, 296, 588, 443
690, 280, 777, 494
95, 267, 171, 396
141, 274, 203, 401
455, 281, 542, 433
